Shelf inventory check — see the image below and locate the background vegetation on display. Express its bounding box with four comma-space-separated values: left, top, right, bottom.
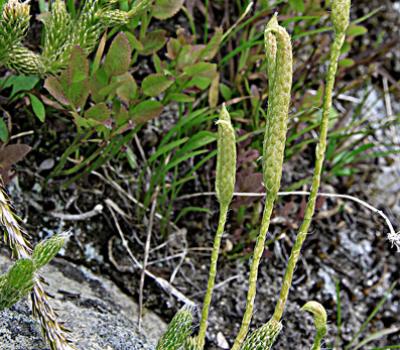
0, 0, 399, 349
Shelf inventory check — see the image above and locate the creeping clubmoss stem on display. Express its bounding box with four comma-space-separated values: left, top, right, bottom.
232, 15, 292, 350
271, 0, 351, 324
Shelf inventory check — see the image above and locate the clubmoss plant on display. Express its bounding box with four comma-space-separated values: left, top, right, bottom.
0, 182, 73, 350
301, 301, 328, 350
232, 14, 292, 350
0, 258, 35, 310
0, 235, 66, 311
156, 306, 194, 350
0, 0, 151, 75
240, 320, 282, 350
270, 0, 351, 326
196, 104, 237, 349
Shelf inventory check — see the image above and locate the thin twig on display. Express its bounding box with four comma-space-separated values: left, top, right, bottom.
382, 76, 393, 118
105, 199, 195, 307
138, 186, 159, 329
92, 170, 181, 232
176, 191, 399, 248
9, 130, 34, 140
50, 204, 103, 221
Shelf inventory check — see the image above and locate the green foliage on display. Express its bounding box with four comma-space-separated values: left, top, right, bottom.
152, 0, 184, 20
270, 0, 351, 330
0, 0, 151, 75
32, 234, 67, 269
0, 234, 65, 311
232, 15, 293, 350
197, 105, 236, 349
156, 307, 193, 350
240, 320, 282, 350
215, 104, 236, 207
0, 118, 8, 142
28, 94, 46, 122
0, 259, 35, 311
1, 1, 395, 348
302, 301, 328, 350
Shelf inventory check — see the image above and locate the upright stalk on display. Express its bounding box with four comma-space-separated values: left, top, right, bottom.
271, 0, 351, 324
232, 15, 292, 350
197, 105, 236, 349
197, 203, 229, 349
301, 301, 328, 350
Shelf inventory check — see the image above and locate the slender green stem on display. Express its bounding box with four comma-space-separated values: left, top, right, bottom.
312, 329, 326, 350
231, 195, 275, 350
231, 15, 292, 349
197, 203, 229, 349
198, 104, 236, 348
272, 26, 348, 325
302, 301, 328, 350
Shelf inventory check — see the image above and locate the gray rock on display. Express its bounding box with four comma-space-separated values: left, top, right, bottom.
0, 253, 166, 350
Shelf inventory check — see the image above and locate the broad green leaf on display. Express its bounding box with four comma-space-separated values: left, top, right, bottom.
139, 30, 167, 55
90, 68, 109, 103
152, 54, 163, 73
347, 24, 368, 37
153, 0, 184, 20
177, 45, 206, 69
339, 58, 355, 67
169, 93, 195, 103
64, 46, 89, 85
0, 118, 8, 142
125, 32, 144, 51
98, 77, 125, 99
104, 32, 132, 77
28, 94, 46, 122
183, 62, 217, 78
129, 100, 163, 124
187, 76, 212, 90
220, 83, 232, 101
44, 76, 69, 106
166, 38, 182, 60
115, 106, 130, 127
142, 73, 174, 97
1, 75, 39, 99
341, 41, 351, 54
85, 103, 111, 121
67, 80, 90, 109
208, 74, 219, 107
60, 47, 89, 108
200, 28, 223, 61
116, 73, 137, 104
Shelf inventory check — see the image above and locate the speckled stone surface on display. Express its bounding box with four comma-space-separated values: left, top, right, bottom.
0, 253, 165, 350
